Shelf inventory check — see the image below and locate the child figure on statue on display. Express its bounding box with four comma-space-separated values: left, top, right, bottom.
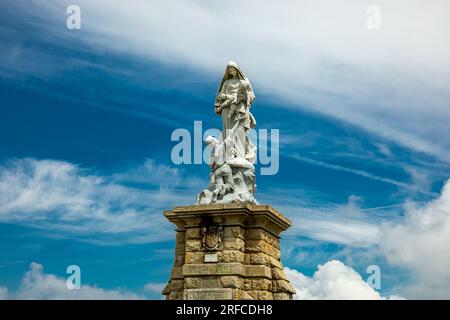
217, 81, 248, 123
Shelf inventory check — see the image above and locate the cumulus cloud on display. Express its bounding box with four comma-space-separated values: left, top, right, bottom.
285, 260, 402, 300
4, 0, 450, 161
278, 179, 450, 299
0, 262, 143, 300
3, 261, 402, 300
285, 179, 450, 299
381, 179, 450, 299
0, 158, 195, 244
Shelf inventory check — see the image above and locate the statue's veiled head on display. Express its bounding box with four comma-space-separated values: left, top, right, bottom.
216, 60, 255, 106
223, 61, 246, 81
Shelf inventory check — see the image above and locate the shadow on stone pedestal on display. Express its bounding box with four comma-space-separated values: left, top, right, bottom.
162, 203, 296, 300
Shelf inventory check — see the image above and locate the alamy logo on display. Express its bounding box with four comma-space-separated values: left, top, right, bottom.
66, 265, 81, 290
66, 5, 81, 30
366, 265, 381, 290
366, 5, 382, 30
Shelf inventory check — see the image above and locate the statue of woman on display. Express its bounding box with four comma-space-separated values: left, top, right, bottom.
197, 61, 258, 205
214, 61, 257, 166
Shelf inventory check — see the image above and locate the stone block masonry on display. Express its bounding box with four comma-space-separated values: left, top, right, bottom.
162, 203, 295, 300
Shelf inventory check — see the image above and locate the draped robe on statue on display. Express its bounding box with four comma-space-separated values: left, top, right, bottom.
197, 61, 258, 204
214, 61, 257, 167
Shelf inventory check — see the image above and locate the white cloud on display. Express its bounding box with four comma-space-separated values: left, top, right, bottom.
275, 179, 450, 298
0, 158, 195, 244
8, 0, 450, 161
112, 159, 203, 190
143, 282, 165, 298
0, 286, 9, 299
285, 260, 402, 300
1, 261, 407, 300
0, 262, 143, 300
380, 179, 450, 299
269, 178, 450, 299
266, 192, 384, 246
3, 261, 402, 300
290, 154, 438, 197
288, 213, 380, 246
284, 178, 450, 299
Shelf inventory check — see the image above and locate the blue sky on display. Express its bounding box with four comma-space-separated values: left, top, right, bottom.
1, 0, 450, 299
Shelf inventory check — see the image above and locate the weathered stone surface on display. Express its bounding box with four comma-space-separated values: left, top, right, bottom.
220, 276, 242, 289
183, 263, 245, 276
184, 277, 222, 289
184, 277, 201, 289
223, 226, 245, 239
249, 253, 270, 266
273, 292, 292, 300
268, 256, 283, 269
247, 229, 280, 249
174, 232, 186, 254
245, 265, 272, 279
185, 252, 204, 264
185, 288, 233, 300
232, 289, 243, 300
163, 204, 294, 300
185, 227, 201, 240
245, 239, 280, 259
176, 232, 186, 243
185, 239, 202, 252
171, 279, 184, 291
169, 291, 183, 300
246, 290, 258, 300
272, 267, 289, 281
166, 204, 292, 230
243, 279, 251, 291
257, 291, 274, 300
175, 244, 185, 255
174, 254, 185, 267
219, 250, 245, 263
162, 282, 171, 295
223, 237, 245, 251
240, 291, 254, 300
273, 280, 296, 294
245, 239, 267, 253
246, 290, 273, 300
251, 279, 272, 291
170, 267, 183, 279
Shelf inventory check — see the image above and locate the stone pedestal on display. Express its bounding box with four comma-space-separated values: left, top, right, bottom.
162, 203, 295, 300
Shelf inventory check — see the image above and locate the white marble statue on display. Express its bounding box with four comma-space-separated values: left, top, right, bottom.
197, 61, 257, 205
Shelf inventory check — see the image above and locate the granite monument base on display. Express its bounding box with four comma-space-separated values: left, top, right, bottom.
162, 203, 295, 300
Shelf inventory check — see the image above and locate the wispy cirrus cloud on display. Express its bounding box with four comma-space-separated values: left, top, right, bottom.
260, 183, 403, 247
273, 197, 385, 247
2, 0, 449, 162
0, 158, 198, 244
290, 153, 438, 197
